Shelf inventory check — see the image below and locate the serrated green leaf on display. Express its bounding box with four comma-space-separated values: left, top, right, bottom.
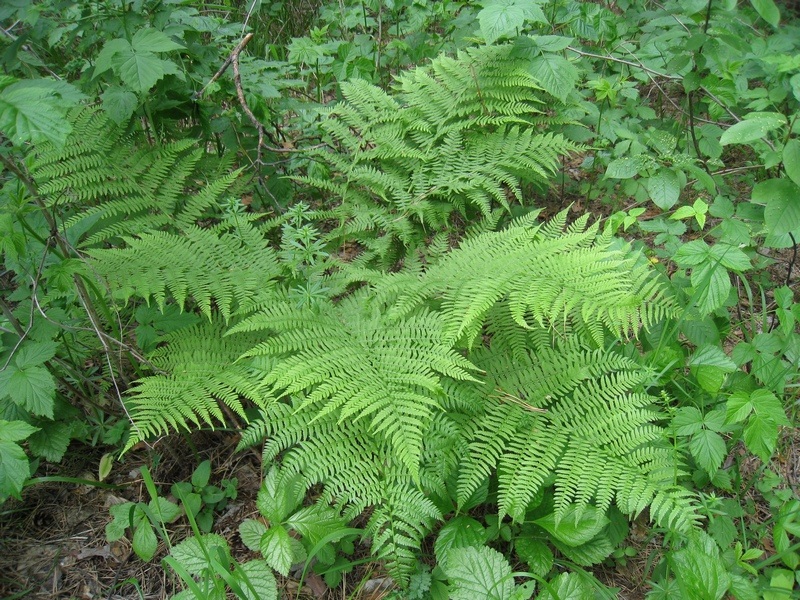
0, 440, 32, 502
444, 546, 515, 600
689, 429, 726, 473
0, 364, 55, 418
690, 345, 736, 370
131, 28, 184, 53
535, 505, 608, 547
132, 520, 158, 561
14, 341, 59, 368
259, 525, 295, 576
750, 389, 790, 425
537, 572, 592, 600
553, 533, 614, 566
434, 516, 487, 567
528, 54, 578, 102
744, 413, 780, 463
754, 178, 800, 236
256, 466, 305, 523
479, 0, 548, 45
515, 538, 553, 577
0, 81, 72, 146
171, 534, 230, 576
235, 560, 278, 600
673, 407, 704, 436
692, 264, 730, 314
750, 0, 780, 26
647, 170, 681, 209
239, 519, 268, 551
782, 139, 800, 187
0, 419, 38, 443
27, 420, 72, 462
720, 113, 786, 145
113, 47, 166, 93
670, 543, 731, 600
101, 86, 138, 124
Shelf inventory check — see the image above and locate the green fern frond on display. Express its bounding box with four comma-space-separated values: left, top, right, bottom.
233, 293, 480, 482
300, 42, 581, 264
87, 222, 282, 320
124, 320, 271, 449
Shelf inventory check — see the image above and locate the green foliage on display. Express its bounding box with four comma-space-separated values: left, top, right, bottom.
301, 42, 580, 265
171, 460, 238, 534
0, 419, 37, 502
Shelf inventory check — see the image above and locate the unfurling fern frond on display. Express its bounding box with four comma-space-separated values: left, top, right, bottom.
300, 42, 582, 264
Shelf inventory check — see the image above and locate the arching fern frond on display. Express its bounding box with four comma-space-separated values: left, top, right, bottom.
87, 221, 282, 321
231, 291, 480, 482
299, 41, 582, 265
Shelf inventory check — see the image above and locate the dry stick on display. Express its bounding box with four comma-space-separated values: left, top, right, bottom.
0, 151, 144, 441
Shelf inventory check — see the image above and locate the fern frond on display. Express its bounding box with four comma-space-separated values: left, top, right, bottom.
87, 222, 281, 320
124, 320, 271, 449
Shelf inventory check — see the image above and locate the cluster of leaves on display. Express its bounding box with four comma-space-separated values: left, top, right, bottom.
2, 0, 800, 598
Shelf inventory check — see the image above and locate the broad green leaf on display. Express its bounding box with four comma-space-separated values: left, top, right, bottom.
689, 429, 726, 473
515, 537, 553, 577
113, 47, 166, 93
239, 519, 268, 551
692, 264, 730, 314
689, 345, 736, 370
0, 419, 38, 443
553, 533, 614, 566
694, 366, 726, 393
670, 543, 731, 600
528, 54, 578, 102
750, 0, 780, 26
444, 546, 515, 600
191, 459, 211, 488
106, 502, 136, 541
479, 0, 548, 45
284, 504, 349, 545
0, 364, 55, 418
791, 73, 800, 103
14, 341, 59, 368
131, 28, 184, 53
535, 505, 608, 547
101, 86, 138, 124
28, 420, 72, 462
673, 407, 704, 436
235, 560, 278, 600
720, 113, 786, 145
94, 39, 131, 76
537, 572, 593, 600
0, 439, 32, 502
744, 413, 780, 463
754, 178, 800, 236
132, 520, 158, 561
99, 453, 114, 481
750, 389, 790, 425
0, 81, 72, 145
605, 156, 641, 179
709, 244, 750, 271
149, 496, 182, 523
434, 516, 487, 566
259, 525, 295, 576
783, 139, 800, 186
674, 239, 710, 266
646, 170, 681, 209
256, 466, 305, 523
171, 534, 230, 575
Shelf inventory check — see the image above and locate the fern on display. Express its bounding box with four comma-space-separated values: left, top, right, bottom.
87, 220, 282, 321
29, 106, 239, 247
300, 43, 582, 265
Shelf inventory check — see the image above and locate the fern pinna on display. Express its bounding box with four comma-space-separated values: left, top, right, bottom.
299, 43, 581, 266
